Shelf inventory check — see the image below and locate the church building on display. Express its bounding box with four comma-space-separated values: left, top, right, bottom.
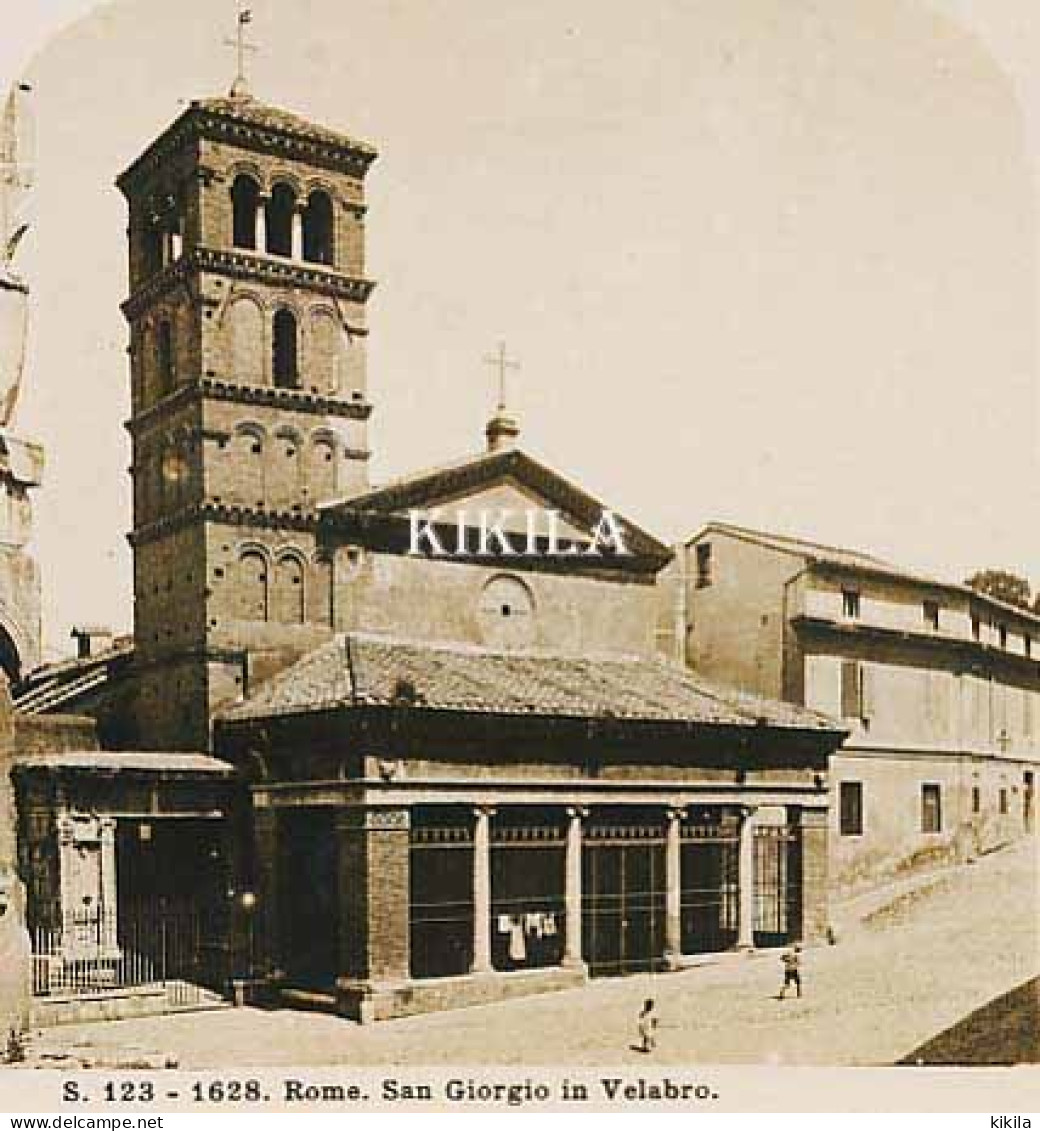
14, 81, 848, 1022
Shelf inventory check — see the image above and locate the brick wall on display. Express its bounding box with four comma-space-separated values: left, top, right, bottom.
335, 807, 410, 984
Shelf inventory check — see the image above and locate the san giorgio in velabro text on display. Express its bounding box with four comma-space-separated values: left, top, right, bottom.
284, 1076, 720, 1106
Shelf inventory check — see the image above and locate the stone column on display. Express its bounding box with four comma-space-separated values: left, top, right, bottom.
470, 805, 495, 975
99, 817, 120, 959
736, 806, 758, 950
292, 206, 305, 260
664, 807, 685, 969
563, 807, 586, 968
256, 195, 268, 254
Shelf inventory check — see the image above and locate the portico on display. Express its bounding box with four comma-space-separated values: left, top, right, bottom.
217, 632, 842, 1021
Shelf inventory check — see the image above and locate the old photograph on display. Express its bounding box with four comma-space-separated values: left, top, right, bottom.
0, 0, 1038, 1114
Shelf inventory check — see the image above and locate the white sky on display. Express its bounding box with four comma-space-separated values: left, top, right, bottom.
3, 0, 1039, 660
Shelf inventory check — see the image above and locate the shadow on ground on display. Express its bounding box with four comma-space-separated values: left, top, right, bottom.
898, 977, 1040, 1065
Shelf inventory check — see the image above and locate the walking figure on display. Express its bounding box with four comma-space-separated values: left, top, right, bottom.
779, 943, 802, 999
637, 998, 658, 1053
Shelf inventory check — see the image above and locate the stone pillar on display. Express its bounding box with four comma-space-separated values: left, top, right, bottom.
251, 803, 281, 979
292, 206, 305, 260
563, 806, 585, 968
335, 806, 411, 1023
256, 196, 268, 254
736, 806, 758, 950
0, 673, 31, 1040
664, 807, 684, 969
99, 817, 120, 958
470, 805, 494, 975
798, 807, 830, 943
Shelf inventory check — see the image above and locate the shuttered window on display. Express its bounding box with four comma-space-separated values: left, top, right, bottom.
839, 782, 863, 836
921, 783, 942, 833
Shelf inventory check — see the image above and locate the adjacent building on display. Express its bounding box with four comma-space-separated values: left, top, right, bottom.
677, 523, 1040, 895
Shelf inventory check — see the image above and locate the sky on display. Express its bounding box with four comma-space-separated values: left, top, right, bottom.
2, 0, 1039, 661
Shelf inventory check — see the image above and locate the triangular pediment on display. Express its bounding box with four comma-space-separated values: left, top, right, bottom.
320, 447, 671, 567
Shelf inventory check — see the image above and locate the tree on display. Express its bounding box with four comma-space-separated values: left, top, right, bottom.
965, 569, 1032, 610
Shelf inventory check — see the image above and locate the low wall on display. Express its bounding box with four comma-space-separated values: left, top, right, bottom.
334, 965, 588, 1023
30, 982, 228, 1028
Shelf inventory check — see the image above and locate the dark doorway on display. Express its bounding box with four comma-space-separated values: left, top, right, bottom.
680, 832, 739, 954
582, 827, 666, 976
115, 818, 229, 994
277, 809, 340, 989
491, 835, 565, 972
753, 823, 801, 947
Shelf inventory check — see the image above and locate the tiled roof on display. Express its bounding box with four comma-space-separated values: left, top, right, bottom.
14, 750, 234, 776
218, 632, 842, 733
694, 521, 917, 577
14, 639, 133, 715
190, 96, 377, 159
695, 521, 1040, 628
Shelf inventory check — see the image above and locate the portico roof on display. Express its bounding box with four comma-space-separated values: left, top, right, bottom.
13, 750, 235, 776
217, 632, 844, 736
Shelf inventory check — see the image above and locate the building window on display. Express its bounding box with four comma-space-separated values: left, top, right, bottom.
999, 788, 1009, 816
157, 319, 174, 395
266, 183, 296, 257
231, 174, 260, 250
841, 589, 861, 619
971, 785, 981, 815
839, 781, 863, 836
695, 543, 712, 589
478, 575, 536, 648
840, 659, 865, 720
923, 600, 940, 632
1026, 635, 1032, 659
971, 615, 981, 642
239, 550, 269, 622
998, 624, 1008, 650
921, 783, 942, 834
272, 310, 299, 388
302, 189, 335, 265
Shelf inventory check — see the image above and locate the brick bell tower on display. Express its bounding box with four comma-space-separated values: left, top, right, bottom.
117, 87, 377, 750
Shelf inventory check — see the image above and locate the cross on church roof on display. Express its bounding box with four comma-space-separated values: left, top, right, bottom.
483, 341, 519, 413
224, 2, 258, 100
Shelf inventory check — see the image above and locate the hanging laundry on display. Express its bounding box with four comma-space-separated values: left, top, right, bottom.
508, 918, 526, 963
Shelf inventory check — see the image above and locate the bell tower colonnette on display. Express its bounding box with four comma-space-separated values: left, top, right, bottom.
117, 95, 378, 750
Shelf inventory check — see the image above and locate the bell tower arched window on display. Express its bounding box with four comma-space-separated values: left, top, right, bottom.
266, 183, 296, 258
303, 190, 335, 265
232, 175, 260, 250
157, 320, 175, 396
273, 553, 306, 624
272, 310, 299, 389
239, 551, 269, 622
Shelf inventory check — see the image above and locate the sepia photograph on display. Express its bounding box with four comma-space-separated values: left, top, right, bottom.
0, 0, 1038, 1115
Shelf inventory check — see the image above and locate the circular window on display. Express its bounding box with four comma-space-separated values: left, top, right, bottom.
479, 575, 535, 648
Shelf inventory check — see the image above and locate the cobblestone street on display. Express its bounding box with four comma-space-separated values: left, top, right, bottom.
45, 839, 1040, 1068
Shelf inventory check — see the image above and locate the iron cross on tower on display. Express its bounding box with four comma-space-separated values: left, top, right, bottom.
225, 4, 258, 99
484, 341, 520, 412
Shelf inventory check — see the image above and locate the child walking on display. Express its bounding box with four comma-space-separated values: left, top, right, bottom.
637, 998, 658, 1053
778, 943, 802, 999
